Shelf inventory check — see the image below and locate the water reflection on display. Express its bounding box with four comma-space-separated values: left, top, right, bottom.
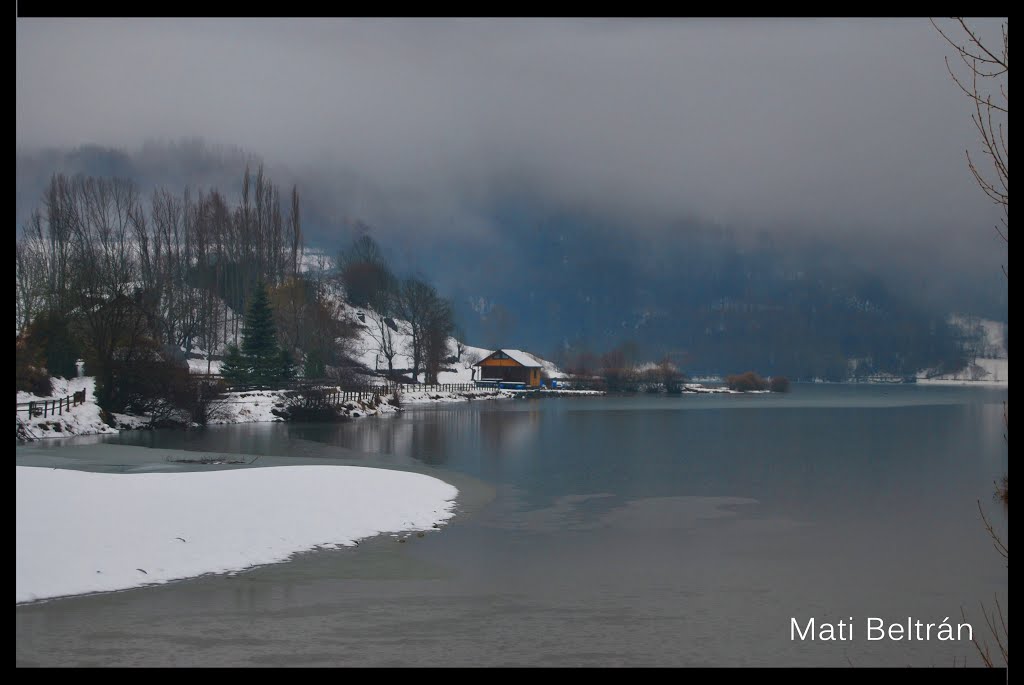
19, 385, 1007, 666
288, 404, 545, 467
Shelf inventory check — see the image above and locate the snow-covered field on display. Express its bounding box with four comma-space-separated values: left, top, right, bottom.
16, 464, 458, 604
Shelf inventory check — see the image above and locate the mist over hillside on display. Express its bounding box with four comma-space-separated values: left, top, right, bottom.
16, 141, 1007, 378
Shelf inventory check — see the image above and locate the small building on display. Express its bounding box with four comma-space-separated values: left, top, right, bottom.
474, 349, 543, 388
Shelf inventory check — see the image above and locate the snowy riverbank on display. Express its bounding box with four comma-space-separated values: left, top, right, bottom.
16, 377, 121, 441
15, 376, 519, 441
16, 464, 458, 604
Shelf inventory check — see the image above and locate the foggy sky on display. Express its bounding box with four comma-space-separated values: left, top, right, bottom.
16, 18, 1007, 272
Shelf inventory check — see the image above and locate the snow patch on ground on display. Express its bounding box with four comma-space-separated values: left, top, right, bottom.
16, 465, 458, 604
917, 357, 1008, 386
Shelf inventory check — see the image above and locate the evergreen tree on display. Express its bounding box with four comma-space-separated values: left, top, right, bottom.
240, 282, 283, 386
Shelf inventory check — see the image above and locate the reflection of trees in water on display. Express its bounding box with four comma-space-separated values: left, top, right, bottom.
286, 406, 543, 466
410, 418, 448, 465
385, 407, 543, 466
409, 408, 479, 465
479, 409, 541, 456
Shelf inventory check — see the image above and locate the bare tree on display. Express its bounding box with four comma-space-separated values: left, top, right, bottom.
423, 297, 456, 384
452, 325, 468, 363
338, 233, 393, 309
363, 288, 401, 380
15, 226, 46, 334
931, 18, 1008, 273
288, 185, 303, 280
396, 277, 437, 383
67, 176, 154, 404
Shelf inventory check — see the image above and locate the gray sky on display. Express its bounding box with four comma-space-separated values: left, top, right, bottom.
16, 18, 1007, 270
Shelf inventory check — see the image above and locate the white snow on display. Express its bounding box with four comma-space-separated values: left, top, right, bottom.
16, 464, 458, 604
683, 383, 741, 394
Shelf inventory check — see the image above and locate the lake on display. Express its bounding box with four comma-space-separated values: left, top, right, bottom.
15, 384, 1008, 666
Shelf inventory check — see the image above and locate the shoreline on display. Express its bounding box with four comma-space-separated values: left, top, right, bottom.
16, 442, 497, 605
16, 376, 614, 443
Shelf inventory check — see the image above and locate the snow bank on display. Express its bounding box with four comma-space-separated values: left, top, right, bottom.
399, 388, 516, 404
16, 377, 118, 441
16, 465, 458, 604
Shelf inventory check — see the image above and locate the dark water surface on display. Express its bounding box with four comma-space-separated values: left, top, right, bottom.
16, 384, 1008, 666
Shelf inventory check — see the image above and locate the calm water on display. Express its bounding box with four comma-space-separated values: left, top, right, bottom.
16, 384, 1008, 666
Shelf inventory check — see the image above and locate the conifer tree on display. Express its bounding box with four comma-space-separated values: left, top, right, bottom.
239, 282, 282, 386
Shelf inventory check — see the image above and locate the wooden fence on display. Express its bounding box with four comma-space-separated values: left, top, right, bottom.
315, 383, 480, 406
16, 390, 87, 418
209, 378, 483, 408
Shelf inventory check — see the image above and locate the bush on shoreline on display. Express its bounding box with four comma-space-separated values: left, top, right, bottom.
725, 371, 769, 392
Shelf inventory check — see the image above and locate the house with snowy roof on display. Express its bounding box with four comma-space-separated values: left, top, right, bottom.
473, 349, 543, 388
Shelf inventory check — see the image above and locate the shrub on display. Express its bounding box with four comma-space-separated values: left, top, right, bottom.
96, 337, 202, 426
191, 378, 228, 426
16, 333, 53, 396
769, 376, 791, 393
725, 371, 769, 392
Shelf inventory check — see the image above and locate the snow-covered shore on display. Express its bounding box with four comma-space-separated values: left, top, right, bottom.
16, 464, 458, 604
16, 377, 120, 441
15, 376, 519, 441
